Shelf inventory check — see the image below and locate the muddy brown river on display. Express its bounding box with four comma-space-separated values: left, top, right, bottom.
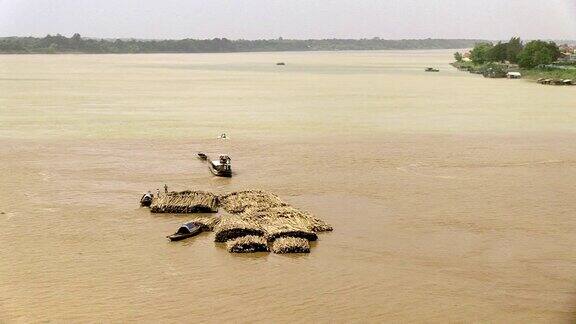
1, 50, 576, 322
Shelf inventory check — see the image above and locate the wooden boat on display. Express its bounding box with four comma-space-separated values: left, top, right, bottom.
197, 152, 208, 160
209, 155, 232, 177
140, 192, 153, 207
276, 62, 286, 66
167, 222, 204, 241
425, 67, 440, 72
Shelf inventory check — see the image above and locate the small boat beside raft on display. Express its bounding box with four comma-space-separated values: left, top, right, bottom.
167, 222, 204, 241
140, 191, 153, 207
197, 152, 208, 160
209, 155, 232, 177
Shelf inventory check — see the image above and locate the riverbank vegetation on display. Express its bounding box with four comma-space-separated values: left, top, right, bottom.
453, 38, 576, 80
0, 34, 484, 54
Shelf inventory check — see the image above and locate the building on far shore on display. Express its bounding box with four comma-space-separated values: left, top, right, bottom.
559, 44, 576, 63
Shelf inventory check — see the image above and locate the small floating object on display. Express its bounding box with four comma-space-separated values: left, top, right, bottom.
218, 133, 228, 139
197, 152, 208, 160
209, 155, 232, 177
167, 222, 204, 241
140, 192, 153, 207
276, 62, 286, 66
425, 67, 440, 72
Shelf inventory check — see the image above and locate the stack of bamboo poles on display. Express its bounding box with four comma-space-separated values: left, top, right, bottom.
271, 237, 310, 254
219, 190, 286, 214
214, 215, 264, 243
188, 215, 221, 231
156, 190, 332, 253
150, 190, 219, 213
226, 235, 269, 253
217, 190, 333, 254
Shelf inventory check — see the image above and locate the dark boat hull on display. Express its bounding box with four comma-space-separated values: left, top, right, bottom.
140, 196, 153, 207
167, 233, 195, 241
197, 153, 208, 160
167, 224, 203, 241
209, 162, 232, 177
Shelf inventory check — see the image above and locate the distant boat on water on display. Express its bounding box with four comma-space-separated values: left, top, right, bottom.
425, 67, 440, 72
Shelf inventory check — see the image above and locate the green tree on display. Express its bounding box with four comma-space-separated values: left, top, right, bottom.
518, 40, 562, 68
47, 43, 58, 54
470, 43, 493, 64
506, 37, 523, 63
454, 52, 463, 62
488, 42, 507, 62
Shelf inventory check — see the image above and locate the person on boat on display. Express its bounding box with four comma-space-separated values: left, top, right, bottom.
156, 189, 160, 198
164, 184, 168, 194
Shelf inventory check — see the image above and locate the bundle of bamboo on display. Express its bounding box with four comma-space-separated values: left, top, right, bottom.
271, 237, 310, 254
147, 188, 332, 253
188, 215, 221, 231
248, 205, 330, 233
243, 208, 318, 241
219, 190, 286, 214
226, 235, 269, 253
150, 191, 219, 213
214, 215, 264, 243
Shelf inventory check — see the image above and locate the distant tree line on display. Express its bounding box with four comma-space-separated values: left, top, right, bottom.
0, 34, 485, 54
454, 37, 563, 68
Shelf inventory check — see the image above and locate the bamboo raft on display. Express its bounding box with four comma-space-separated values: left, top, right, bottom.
152, 189, 332, 253
219, 190, 287, 214
150, 190, 219, 213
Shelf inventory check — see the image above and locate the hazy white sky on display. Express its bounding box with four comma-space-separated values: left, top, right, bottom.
1, 0, 575, 40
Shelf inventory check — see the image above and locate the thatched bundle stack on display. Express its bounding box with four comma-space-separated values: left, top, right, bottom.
214, 190, 333, 253
151, 190, 219, 213
271, 237, 310, 254
153, 189, 332, 254
188, 215, 221, 231
243, 208, 318, 242
219, 190, 286, 214
214, 215, 264, 243
226, 235, 269, 253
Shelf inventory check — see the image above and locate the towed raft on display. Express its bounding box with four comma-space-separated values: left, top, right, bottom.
167, 222, 204, 241
209, 155, 232, 177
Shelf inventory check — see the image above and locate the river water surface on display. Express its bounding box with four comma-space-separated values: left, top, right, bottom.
1, 50, 576, 322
